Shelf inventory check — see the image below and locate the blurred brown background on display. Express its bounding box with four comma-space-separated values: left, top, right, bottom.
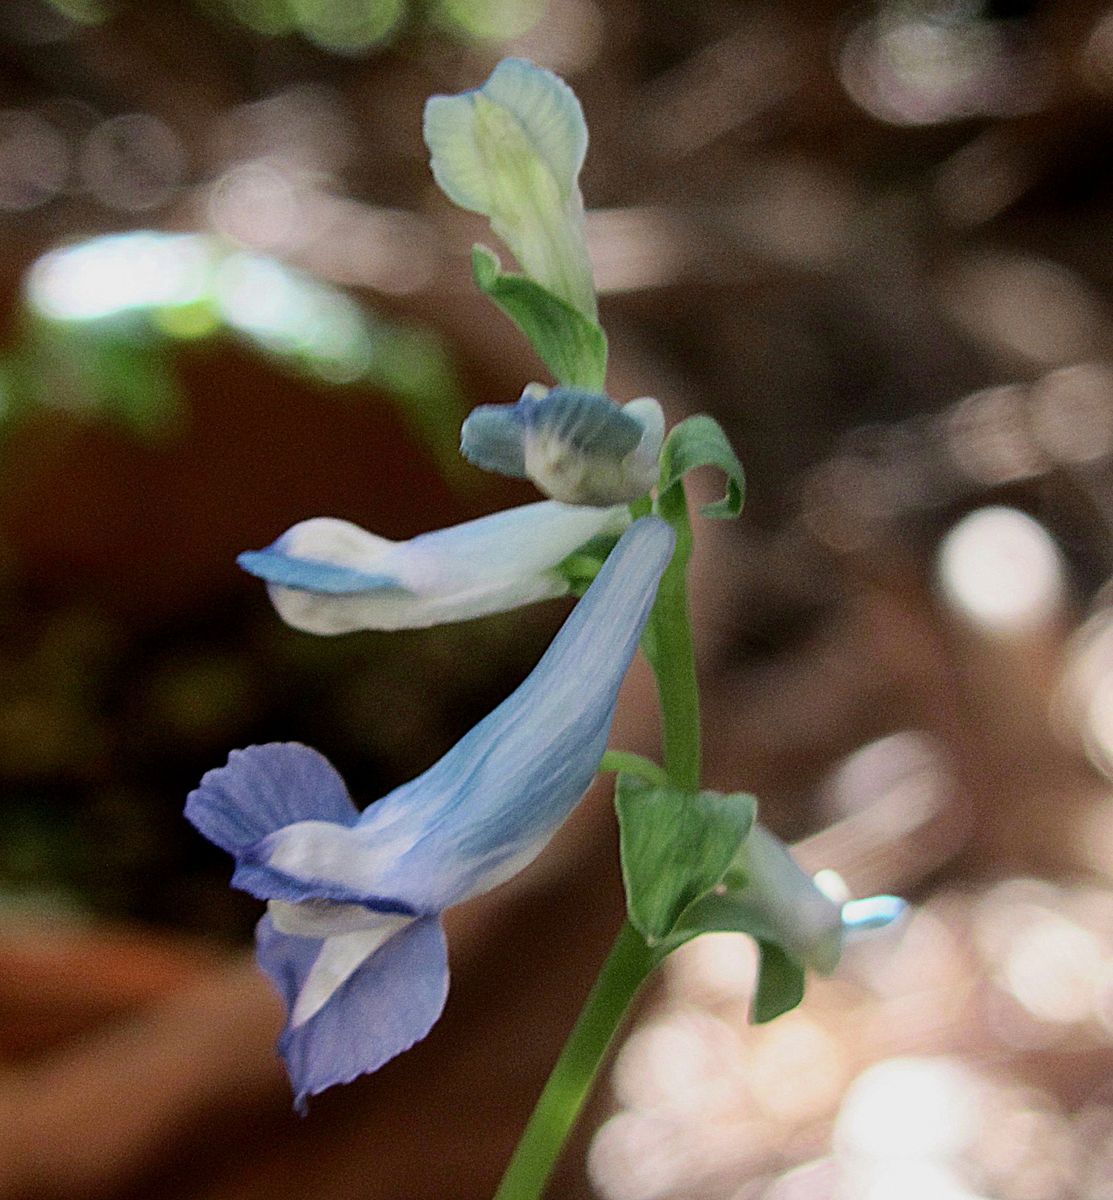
2, 0, 1113, 1196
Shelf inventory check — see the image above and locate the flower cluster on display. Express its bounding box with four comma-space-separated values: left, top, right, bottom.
186, 58, 903, 1118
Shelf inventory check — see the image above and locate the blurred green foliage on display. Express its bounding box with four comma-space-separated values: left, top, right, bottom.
44, 0, 547, 49
14, 232, 467, 471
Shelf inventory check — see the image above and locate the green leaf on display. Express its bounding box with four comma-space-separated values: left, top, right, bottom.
658, 415, 745, 519
752, 940, 806, 1024
615, 774, 755, 944
472, 246, 607, 389
24, 320, 183, 438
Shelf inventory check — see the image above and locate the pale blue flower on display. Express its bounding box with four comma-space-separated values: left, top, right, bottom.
237, 500, 629, 634
675, 825, 907, 974
423, 58, 596, 320
186, 517, 673, 1110
675, 824, 846, 973
461, 386, 665, 506
727, 826, 905, 973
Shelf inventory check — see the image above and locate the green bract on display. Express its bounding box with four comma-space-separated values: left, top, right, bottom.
615, 773, 756, 944
616, 770, 846, 1024
752, 942, 806, 1024
472, 246, 607, 389
659, 414, 746, 519
661, 891, 808, 1023
424, 58, 598, 322
662, 824, 845, 1022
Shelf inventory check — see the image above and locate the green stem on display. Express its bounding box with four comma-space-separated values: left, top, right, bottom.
491, 920, 657, 1200
643, 478, 701, 790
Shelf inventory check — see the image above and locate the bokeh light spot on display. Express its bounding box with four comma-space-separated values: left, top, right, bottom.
434, 0, 545, 40
27, 233, 214, 322
834, 1056, 982, 1160
227, 0, 298, 35
78, 113, 185, 211
937, 506, 1065, 634
288, 0, 404, 53
1030, 363, 1113, 466
208, 160, 302, 251
44, 0, 107, 24
946, 384, 1044, 487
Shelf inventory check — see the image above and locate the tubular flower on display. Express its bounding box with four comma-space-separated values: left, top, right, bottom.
236, 499, 629, 634
461, 385, 665, 506
424, 57, 596, 320
186, 517, 674, 1110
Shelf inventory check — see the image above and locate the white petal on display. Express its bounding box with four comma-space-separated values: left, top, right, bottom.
275, 518, 396, 573
290, 916, 414, 1028
423, 59, 595, 318
263, 819, 416, 891
268, 898, 389, 938
246, 502, 629, 633
623, 397, 666, 468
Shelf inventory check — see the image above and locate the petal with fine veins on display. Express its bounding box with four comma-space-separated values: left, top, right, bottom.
184, 743, 358, 855
257, 914, 448, 1113
461, 388, 665, 505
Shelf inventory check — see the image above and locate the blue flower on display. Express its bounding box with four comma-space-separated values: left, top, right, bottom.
461, 386, 665, 506
236, 499, 630, 634
186, 517, 674, 1111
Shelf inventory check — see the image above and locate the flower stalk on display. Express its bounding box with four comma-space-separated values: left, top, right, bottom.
491, 921, 657, 1200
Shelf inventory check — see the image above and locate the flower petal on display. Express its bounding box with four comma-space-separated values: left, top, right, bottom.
461, 388, 664, 505
256, 913, 448, 1114
423, 58, 595, 318
184, 743, 358, 855
233, 818, 418, 915
463, 387, 640, 464
730, 825, 845, 974
457, 407, 529, 480
238, 502, 628, 633
424, 59, 585, 213
268, 898, 393, 939
254, 516, 674, 913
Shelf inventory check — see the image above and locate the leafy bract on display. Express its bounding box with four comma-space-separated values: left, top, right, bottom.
752, 940, 806, 1024
654, 883, 808, 1023
637, 818, 847, 1024
614, 774, 755, 944
658, 415, 746, 519
473, 247, 607, 388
